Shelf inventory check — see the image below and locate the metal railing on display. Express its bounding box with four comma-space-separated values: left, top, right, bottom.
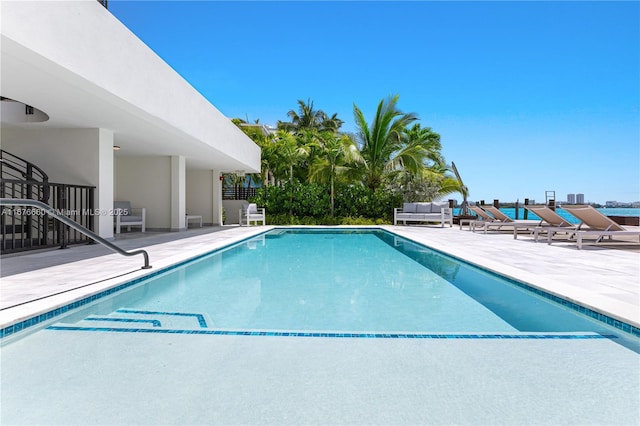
223, 186, 256, 200
1, 180, 95, 252
0, 149, 50, 203
0, 199, 151, 269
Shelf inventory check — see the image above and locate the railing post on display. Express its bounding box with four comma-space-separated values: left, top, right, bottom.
88, 187, 95, 233
25, 165, 34, 242
515, 199, 519, 220
57, 185, 68, 249
40, 183, 49, 246
524, 198, 529, 219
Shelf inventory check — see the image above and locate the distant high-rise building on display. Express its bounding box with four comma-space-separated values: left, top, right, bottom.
567, 193, 576, 204
576, 193, 585, 204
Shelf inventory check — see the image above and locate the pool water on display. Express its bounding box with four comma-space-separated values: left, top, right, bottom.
42, 229, 638, 351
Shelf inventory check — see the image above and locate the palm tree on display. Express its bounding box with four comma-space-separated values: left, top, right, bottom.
277, 98, 323, 132
404, 123, 445, 169
308, 132, 363, 216
255, 132, 278, 186
320, 112, 344, 133
277, 98, 343, 133
272, 130, 309, 215
353, 95, 426, 190
443, 162, 470, 214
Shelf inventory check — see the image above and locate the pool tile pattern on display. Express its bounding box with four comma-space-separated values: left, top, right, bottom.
116, 309, 208, 328
44, 325, 615, 340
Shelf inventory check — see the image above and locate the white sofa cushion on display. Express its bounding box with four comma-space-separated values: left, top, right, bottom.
430, 202, 448, 213
403, 202, 417, 213
416, 203, 431, 213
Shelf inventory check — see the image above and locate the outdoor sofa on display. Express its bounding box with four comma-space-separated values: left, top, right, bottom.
393, 202, 453, 227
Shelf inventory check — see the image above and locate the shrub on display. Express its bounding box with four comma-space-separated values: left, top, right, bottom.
251, 182, 401, 223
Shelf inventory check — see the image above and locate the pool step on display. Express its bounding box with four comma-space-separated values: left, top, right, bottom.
50, 309, 211, 331
265, 230, 287, 239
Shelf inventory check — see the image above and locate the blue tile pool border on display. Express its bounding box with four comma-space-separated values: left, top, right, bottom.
44, 325, 617, 340
1, 227, 639, 340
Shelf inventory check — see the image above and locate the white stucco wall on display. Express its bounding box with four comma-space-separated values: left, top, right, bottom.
1, 127, 115, 237
186, 170, 214, 225
2, 128, 103, 185
115, 156, 171, 230
222, 200, 248, 225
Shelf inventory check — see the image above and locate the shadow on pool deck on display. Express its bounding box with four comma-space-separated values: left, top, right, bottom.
0, 226, 236, 278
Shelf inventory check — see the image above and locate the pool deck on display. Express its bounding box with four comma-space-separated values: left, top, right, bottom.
1, 224, 638, 331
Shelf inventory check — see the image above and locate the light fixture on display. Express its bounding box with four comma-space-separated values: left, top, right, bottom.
113, 145, 121, 151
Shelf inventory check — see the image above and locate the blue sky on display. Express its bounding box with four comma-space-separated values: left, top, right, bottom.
109, 1, 639, 204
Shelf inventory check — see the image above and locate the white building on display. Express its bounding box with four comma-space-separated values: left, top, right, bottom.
1, 0, 260, 241
567, 193, 576, 204
576, 193, 585, 204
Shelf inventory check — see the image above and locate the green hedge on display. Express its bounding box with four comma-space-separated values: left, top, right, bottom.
249, 182, 401, 223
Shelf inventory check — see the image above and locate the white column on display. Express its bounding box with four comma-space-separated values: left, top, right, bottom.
97, 129, 114, 239
171, 155, 186, 231
212, 170, 223, 225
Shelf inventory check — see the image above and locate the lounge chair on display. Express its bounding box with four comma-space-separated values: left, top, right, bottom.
239, 203, 265, 226
545, 205, 640, 249
517, 205, 578, 240
461, 205, 496, 230
470, 205, 538, 236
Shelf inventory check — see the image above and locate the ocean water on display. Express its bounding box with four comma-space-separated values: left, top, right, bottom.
455, 207, 640, 224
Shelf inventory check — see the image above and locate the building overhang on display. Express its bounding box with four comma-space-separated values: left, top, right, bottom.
0, 0, 260, 173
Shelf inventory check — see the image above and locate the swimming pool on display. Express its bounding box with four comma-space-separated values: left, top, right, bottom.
3, 229, 638, 349
1, 228, 638, 425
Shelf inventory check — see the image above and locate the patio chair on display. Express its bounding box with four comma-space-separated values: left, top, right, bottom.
114, 201, 146, 233
545, 205, 640, 249
239, 203, 265, 226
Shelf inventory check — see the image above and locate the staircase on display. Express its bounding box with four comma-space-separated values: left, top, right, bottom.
1, 149, 96, 253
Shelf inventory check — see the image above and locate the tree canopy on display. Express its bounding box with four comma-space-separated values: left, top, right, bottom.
233, 95, 468, 211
